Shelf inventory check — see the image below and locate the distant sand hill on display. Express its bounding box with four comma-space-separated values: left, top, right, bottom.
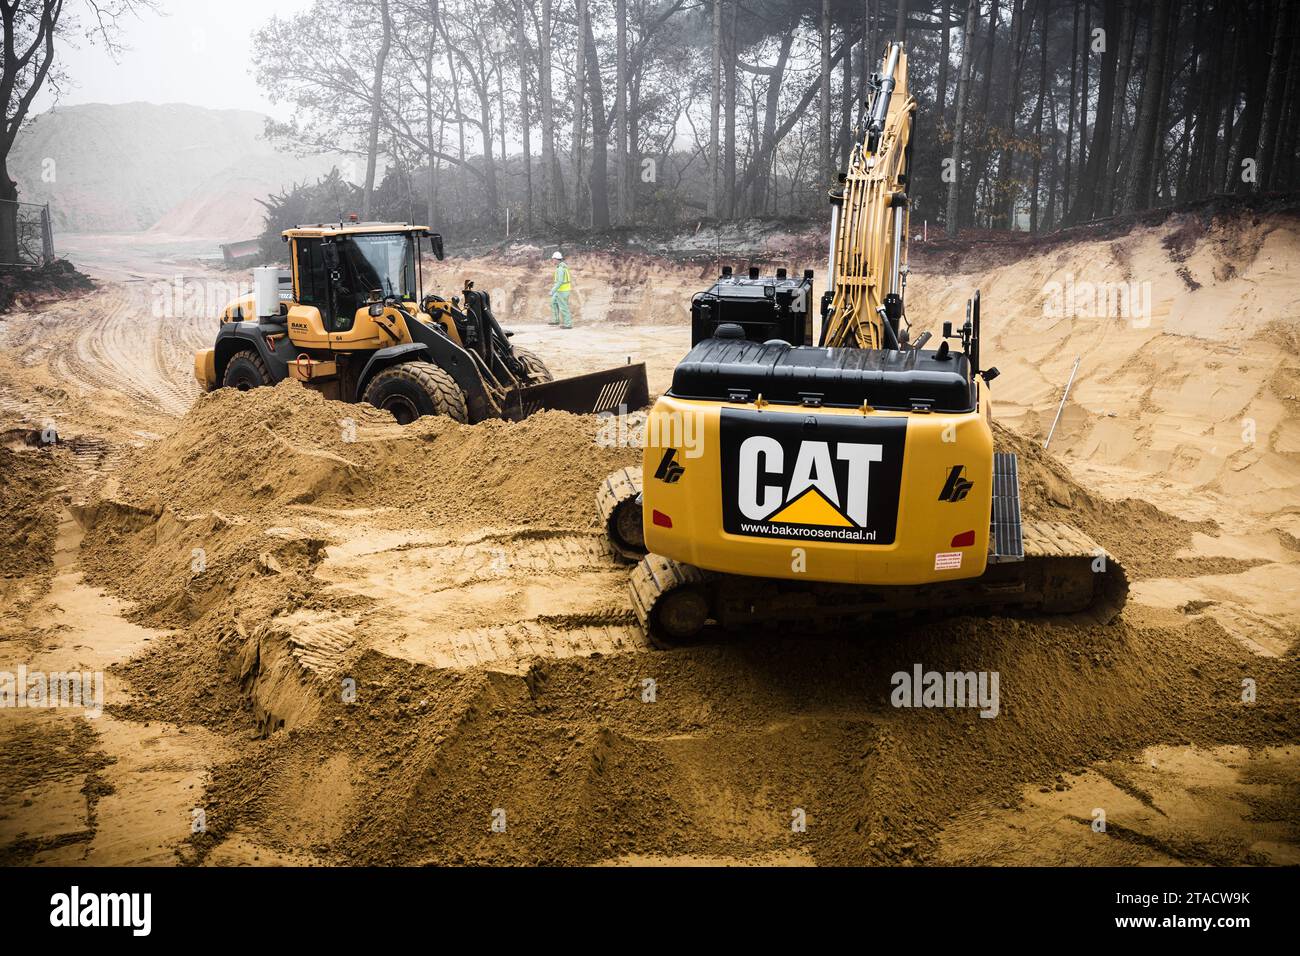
9, 102, 342, 240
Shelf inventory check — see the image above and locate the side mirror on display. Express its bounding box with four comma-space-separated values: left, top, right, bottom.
322, 242, 339, 269
429, 233, 445, 261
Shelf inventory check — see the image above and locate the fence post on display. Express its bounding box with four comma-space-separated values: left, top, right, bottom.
41, 204, 54, 265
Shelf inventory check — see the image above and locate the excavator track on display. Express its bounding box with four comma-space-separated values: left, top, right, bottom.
626, 528, 1126, 647
597, 466, 646, 562
604, 450, 1128, 646
1017, 520, 1129, 623
629, 553, 713, 648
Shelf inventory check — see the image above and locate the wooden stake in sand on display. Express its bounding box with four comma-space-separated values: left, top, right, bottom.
1044, 356, 1081, 451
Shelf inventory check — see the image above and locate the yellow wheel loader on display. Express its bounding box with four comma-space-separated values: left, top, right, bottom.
194, 221, 648, 423
598, 44, 1127, 645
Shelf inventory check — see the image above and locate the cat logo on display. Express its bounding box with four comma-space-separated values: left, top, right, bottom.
719, 409, 906, 544
654, 448, 685, 483
938, 465, 974, 502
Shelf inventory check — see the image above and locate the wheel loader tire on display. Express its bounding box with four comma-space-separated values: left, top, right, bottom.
222, 350, 274, 391
512, 347, 554, 384
363, 361, 468, 425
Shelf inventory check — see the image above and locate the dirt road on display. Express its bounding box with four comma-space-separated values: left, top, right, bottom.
1, 216, 1296, 866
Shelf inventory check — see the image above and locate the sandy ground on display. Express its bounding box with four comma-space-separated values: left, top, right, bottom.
1, 209, 1297, 866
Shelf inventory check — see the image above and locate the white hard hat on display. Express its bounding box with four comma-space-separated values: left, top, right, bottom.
552, 251, 564, 259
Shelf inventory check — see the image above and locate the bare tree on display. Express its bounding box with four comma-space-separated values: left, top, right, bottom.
1121, 0, 1171, 212
1, 0, 157, 261
947, 0, 978, 237
709, 0, 722, 217
362, 0, 392, 218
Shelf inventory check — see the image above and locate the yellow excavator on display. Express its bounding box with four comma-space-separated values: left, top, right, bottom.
195, 220, 648, 423
597, 43, 1127, 644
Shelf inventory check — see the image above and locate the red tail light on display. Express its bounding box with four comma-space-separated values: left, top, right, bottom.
951, 530, 975, 548
652, 510, 673, 529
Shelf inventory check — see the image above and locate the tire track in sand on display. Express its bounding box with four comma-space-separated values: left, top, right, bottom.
301, 526, 650, 670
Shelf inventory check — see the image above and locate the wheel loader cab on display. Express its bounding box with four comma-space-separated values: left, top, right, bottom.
287, 226, 423, 351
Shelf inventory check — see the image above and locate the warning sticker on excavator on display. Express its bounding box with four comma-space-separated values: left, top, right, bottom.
719, 408, 906, 544
934, 551, 963, 570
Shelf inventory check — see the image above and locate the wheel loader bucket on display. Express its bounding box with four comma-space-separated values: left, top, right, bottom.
501, 362, 650, 421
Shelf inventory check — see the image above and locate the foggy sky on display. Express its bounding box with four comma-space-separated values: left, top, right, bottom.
33, 0, 315, 119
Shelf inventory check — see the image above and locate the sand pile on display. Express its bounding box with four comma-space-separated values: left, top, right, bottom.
181, 606, 1295, 866
908, 199, 1300, 521
105, 379, 638, 529
0, 444, 63, 579
79, 379, 640, 631
992, 423, 1254, 580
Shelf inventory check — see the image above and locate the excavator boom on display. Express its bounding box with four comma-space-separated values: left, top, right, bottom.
823, 44, 916, 351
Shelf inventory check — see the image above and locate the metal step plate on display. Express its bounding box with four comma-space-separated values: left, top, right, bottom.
989, 451, 1025, 564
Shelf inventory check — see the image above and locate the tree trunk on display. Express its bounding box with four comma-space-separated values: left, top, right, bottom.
1063, 1, 1078, 219
516, 0, 533, 232
1030, 1, 1047, 232
1045, 88, 1060, 228
1079, 0, 1090, 183
424, 2, 439, 228
724, 0, 737, 217
947, 0, 979, 238
476, 66, 500, 221
1100, 0, 1135, 215
820, 0, 832, 189
995, 0, 1029, 229
862, 0, 874, 110
539, 0, 564, 222
1227, 3, 1269, 194
363, 0, 392, 219
961, 0, 996, 228
0, 158, 17, 265
1214, 6, 1243, 192
1188, 0, 1227, 197
1076, 0, 1121, 222
1257, 0, 1289, 191
839, 38, 853, 170
747, 33, 793, 213
1274, 3, 1300, 188
580, 0, 611, 229
1146, 0, 1182, 207
1121, 0, 1172, 212
615, 0, 629, 223
571, 0, 589, 225
937, 0, 951, 123
709, 0, 722, 217
895, 0, 907, 40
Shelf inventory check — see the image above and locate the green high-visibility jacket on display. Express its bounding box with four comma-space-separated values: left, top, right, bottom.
552, 263, 572, 293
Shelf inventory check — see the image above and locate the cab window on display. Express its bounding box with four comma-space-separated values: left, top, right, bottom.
296, 240, 328, 308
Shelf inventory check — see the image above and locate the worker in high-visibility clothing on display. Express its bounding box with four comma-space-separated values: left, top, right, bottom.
549, 250, 573, 329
